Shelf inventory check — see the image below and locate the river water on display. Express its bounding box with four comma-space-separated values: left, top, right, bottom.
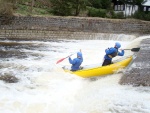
0, 35, 150, 113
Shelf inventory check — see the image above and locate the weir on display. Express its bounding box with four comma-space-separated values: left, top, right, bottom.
0, 30, 137, 41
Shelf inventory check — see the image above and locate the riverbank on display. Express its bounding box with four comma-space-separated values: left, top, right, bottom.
0, 16, 150, 36
120, 37, 150, 86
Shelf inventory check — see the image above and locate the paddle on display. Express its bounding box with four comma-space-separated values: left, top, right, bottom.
56, 49, 82, 64
56, 53, 74, 64
124, 48, 140, 52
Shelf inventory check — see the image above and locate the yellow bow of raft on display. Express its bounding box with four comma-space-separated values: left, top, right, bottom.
63, 56, 133, 78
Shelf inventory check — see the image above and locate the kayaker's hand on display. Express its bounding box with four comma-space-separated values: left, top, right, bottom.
120, 48, 124, 50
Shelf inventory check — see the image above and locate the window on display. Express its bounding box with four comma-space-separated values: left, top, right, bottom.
118, 5, 124, 11
114, 4, 124, 11
144, 7, 146, 11
115, 5, 117, 10
121, 5, 124, 10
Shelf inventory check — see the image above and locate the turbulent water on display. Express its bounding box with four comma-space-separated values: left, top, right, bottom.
0, 35, 150, 113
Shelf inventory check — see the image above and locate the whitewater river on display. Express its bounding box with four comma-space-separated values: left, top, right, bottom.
0, 34, 150, 113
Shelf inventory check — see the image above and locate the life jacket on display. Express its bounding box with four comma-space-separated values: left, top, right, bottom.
108, 49, 118, 58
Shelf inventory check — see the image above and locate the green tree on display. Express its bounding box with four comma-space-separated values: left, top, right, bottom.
49, 0, 72, 16
71, 0, 88, 16
135, 0, 144, 11
49, 0, 89, 16
88, 0, 111, 9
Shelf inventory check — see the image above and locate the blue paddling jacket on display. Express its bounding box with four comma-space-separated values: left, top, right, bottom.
104, 42, 124, 61
104, 47, 124, 60
69, 52, 83, 71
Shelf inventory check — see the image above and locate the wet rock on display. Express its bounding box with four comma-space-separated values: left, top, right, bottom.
120, 38, 150, 86
0, 74, 19, 83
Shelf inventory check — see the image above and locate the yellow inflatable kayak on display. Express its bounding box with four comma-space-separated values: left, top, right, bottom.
63, 56, 132, 78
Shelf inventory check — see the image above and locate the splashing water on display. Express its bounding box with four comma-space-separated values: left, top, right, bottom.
0, 35, 150, 113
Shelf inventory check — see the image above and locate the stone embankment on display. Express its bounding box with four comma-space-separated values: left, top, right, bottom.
0, 16, 150, 40
120, 38, 150, 86
0, 16, 150, 86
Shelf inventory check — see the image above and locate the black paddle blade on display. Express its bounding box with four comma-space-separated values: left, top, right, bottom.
131, 48, 140, 52
124, 48, 140, 52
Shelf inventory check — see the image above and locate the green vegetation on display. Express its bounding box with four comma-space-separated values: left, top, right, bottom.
0, 0, 14, 17
133, 11, 150, 21
0, 0, 149, 21
15, 4, 51, 16
87, 7, 107, 17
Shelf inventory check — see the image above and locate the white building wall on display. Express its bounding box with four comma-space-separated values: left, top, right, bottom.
124, 4, 138, 16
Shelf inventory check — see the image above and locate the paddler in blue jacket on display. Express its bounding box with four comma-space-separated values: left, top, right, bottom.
102, 42, 124, 66
69, 51, 83, 71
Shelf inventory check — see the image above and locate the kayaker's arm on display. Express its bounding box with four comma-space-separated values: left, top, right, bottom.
105, 48, 115, 55
69, 57, 76, 64
118, 49, 124, 56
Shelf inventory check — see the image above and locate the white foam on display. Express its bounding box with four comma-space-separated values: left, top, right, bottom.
0, 35, 150, 113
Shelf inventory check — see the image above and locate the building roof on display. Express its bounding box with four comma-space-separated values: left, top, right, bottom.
142, 0, 150, 6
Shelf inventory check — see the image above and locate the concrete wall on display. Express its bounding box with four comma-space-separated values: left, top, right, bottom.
0, 29, 137, 40
0, 16, 150, 40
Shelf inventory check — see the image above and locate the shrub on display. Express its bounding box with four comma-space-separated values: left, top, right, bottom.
0, 0, 13, 17
112, 12, 125, 19
87, 7, 107, 18
133, 11, 150, 21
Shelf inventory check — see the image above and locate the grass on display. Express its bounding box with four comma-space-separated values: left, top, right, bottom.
15, 4, 52, 16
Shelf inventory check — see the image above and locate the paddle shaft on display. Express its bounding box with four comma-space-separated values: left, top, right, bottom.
56, 53, 75, 64
56, 50, 82, 64
123, 48, 140, 52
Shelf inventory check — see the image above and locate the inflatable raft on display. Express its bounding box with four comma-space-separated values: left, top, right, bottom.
63, 56, 132, 78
